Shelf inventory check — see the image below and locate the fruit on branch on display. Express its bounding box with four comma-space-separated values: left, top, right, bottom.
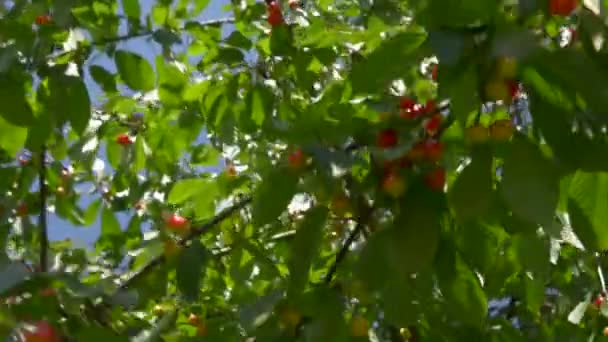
423, 139, 444, 163
330, 193, 351, 217
18, 155, 30, 166
507, 80, 520, 99
349, 316, 369, 337
465, 125, 490, 145
225, 164, 237, 178
277, 304, 302, 332
407, 142, 427, 163
188, 313, 200, 325
22, 320, 60, 342
595, 295, 604, 308
399, 97, 416, 110
16, 203, 28, 217
424, 167, 446, 192
196, 322, 208, 337
425, 99, 437, 115
165, 213, 190, 234
425, 114, 442, 135
35, 15, 52, 25
549, 0, 578, 16
484, 79, 511, 102
267, 1, 284, 26
116, 133, 133, 146
287, 149, 307, 171
153, 304, 165, 316
431, 64, 438, 81
377, 129, 398, 148
288, 0, 300, 9
495, 57, 518, 80
39, 287, 57, 297
381, 171, 407, 198
490, 119, 514, 142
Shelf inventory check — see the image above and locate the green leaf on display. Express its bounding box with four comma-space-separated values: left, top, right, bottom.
0, 74, 35, 126
248, 85, 272, 127
101, 206, 122, 237
568, 295, 591, 324
568, 172, 608, 251
239, 290, 283, 332
60, 76, 91, 135
287, 206, 329, 297
75, 326, 129, 342
190, 145, 220, 166
349, 32, 426, 93
449, 148, 494, 221
82, 199, 102, 226
0, 262, 30, 295
89, 65, 117, 93
435, 239, 488, 328
168, 178, 217, 215
132, 137, 146, 172
0, 116, 27, 157
176, 239, 207, 302
501, 136, 559, 230
252, 167, 299, 227
122, 0, 141, 20
114, 50, 156, 91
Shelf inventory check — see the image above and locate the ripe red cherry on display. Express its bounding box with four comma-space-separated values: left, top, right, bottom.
549, 0, 578, 16
35, 15, 52, 25
165, 214, 190, 232
595, 295, 604, 307
423, 140, 444, 162
381, 171, 407, 198
377, 129, 398, 148
431, 64, 438, 81
22, 320, 60, 342
188, 313, 200, 325
40, 287, 57, 297
425, 114, 441, 135
425, 99, 437, 114
268, 10, 284, 26
399, 97, 416, 110
288, 149, 306, 170
424, 168, 446, 192
116, 133, 132, 146
507, 80, 520, 99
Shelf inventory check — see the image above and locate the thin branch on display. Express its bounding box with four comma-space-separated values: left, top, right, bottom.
212, 229, 296, 257
117, 195, 252, 291
38, 148, 48, 272
90, 17, 236, 47
324, 203, 373, 284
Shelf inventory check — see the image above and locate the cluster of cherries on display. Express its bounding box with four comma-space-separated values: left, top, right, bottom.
549, 0, 578, 15
376, 97, 446, 198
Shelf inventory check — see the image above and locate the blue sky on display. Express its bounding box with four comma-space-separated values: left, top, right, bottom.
47, 0, 233, 247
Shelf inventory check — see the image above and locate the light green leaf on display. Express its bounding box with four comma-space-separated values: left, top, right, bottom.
114, 50, 156, 91
133, 136, 146, 172
287, 206, 329, 297
89, 65, 117, 93
101, 206, 122, 237
568, 172, 608, 250
501, 136, 559, 230
176, 239, 207, 302
82, 199, 102, 226
252, 167, 299, 227
122, 0, 140, 19
168, 178, 216, 204
0, 117, 27, 157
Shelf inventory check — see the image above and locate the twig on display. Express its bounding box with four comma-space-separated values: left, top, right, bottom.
212, 229, 296, 257
117, 195, 252, 290
38, 148, 48, 272
324, 203, 373, 284
90, 17, 236, 47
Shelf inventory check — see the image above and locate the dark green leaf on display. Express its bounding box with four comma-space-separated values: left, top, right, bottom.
89, 65, 117, 93
449, 148, 494, 221
101, 206, 122, 237
0, 74, 34, 126
252, 167, 299, 227
568, 172, 608, 251
176, 239, 207, 302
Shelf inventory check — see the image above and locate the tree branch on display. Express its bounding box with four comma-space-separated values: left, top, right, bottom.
324, 202, 373, 284
38, 148, 48, 272
117, 195, 252, 291
90, 17, 236, 47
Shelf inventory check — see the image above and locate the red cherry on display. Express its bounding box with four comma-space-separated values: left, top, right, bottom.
377, 129, 398, 148
431, 64, 438, 81
226, 164, 237, 177
188, 313, 200, 325
40, 287, 57, 297
288, 149, 306, 170
507, 80, 520, 99
18, 156, 30, 166
425, 99, 437, 114
424, 168, 446, 192
166, 214, 189, 229
35, 15, 52, 25
595, 295, 604, 307
400, 104, 424, 119
425, 114, 442, 135
549, 0, 578, 16
381, 172, 407, 198
268, 10, 284, 26
399, 97, 416, 110
423, 139, 444, 162
22, 320, 60, 342
116, 133, 132, 146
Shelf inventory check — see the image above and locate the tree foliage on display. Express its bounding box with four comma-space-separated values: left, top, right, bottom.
2, 0, 608, 341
